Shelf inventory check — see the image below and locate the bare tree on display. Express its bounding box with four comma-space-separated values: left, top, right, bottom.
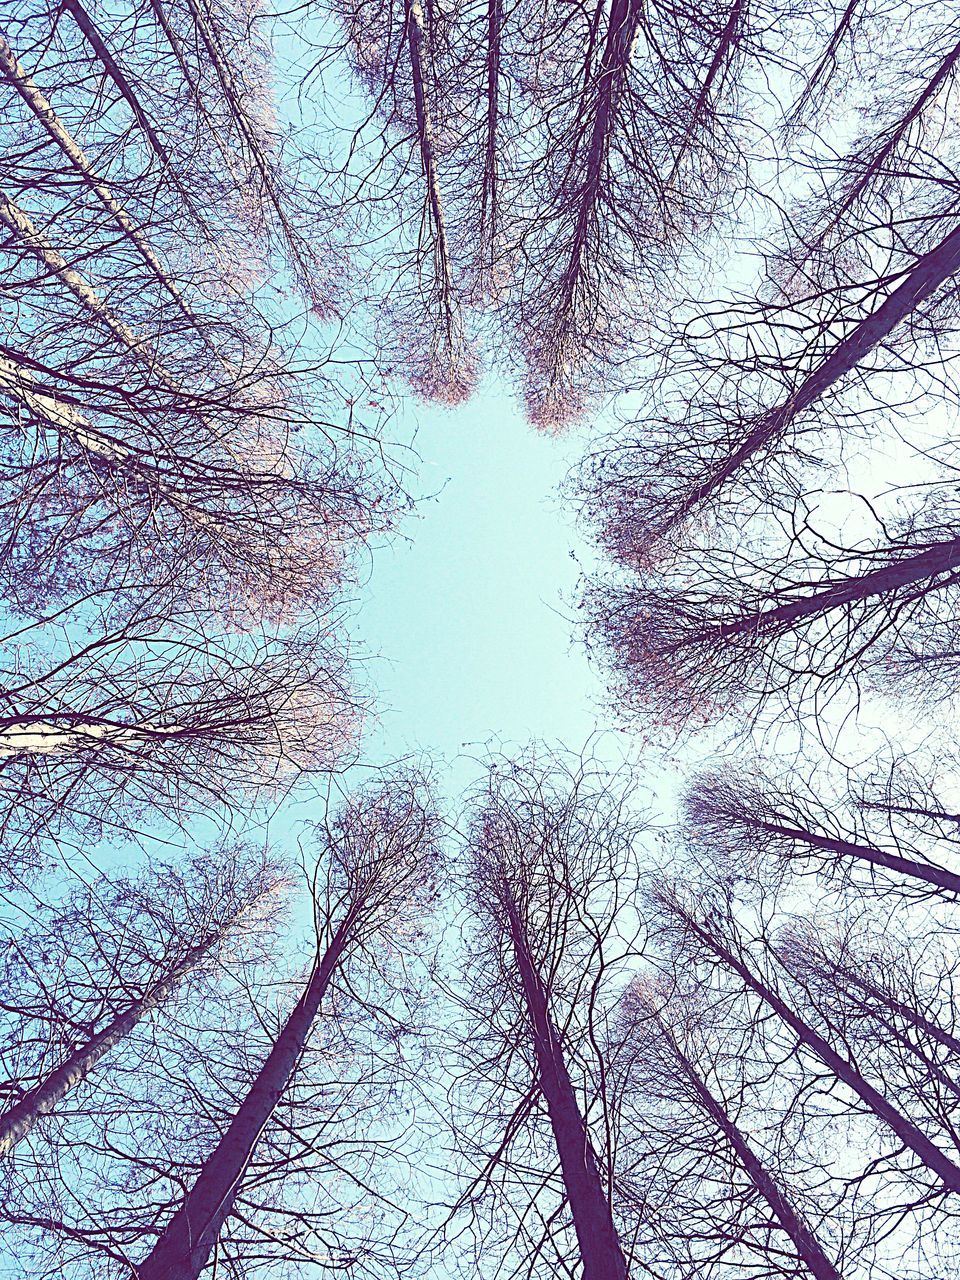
583, 497, 960, 727
684, 753, 960, 901
128, 771, 441, 1280
654, 882, 960, 1199
576, 1, 960, 565
614, 974, 848, 1280
779, 918, 960, 1113
308, 0, 478, 405
0, 848, 285, 1156
0, 611, 359, 877
510, 0, 753, 428
0, 6, 400, 623
448, 750, 645, 1280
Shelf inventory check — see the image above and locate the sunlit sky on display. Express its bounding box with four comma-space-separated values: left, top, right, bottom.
355, 378, 610, 783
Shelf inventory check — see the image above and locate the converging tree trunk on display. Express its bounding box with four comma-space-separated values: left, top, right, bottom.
674, 903, 960, 1194
505, 895, 629, 1280
136, 914, 355, 1280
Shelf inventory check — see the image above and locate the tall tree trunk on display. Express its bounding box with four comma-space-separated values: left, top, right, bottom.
678, 536, 960, 647
802, 36, 960, 246
677, 220, 960, 523
0, 928, 222, 1155
664, 0, 743, 189
477, 0, 502, 289
753, 814, 960, 895
0, 190, 173, 386
555, 0, 643, 325
661, 1023, 841, 1280
828, 964, 960, 1057
136, 912, 357, 1280
506, 899, 629, 1280
685, 913, 960, 1193
0, 31, 209, 339
0, 714, 187, 759
405, 0, 457, 335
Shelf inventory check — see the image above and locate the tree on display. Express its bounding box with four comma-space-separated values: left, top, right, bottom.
449, 751, 644, 1280
0, 611, 358, 877
654, 881, 960, 1201
614, 975, 848, 1280
0, 7, 400, 622
510, 0, 751, 428
0, 772, 440, 1279
314, 0, 478, 405
779, 918, 960, 1116
131, 771, 441, 1280
0, 848, 284, 1156
584, 499, 960, 727
576, 2, 960, 563
684, 752, 960, 901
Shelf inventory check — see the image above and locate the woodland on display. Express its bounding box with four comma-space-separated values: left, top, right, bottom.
1, 0, 960, 1278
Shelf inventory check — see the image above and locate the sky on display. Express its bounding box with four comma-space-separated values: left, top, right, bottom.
351, 376, 629, 796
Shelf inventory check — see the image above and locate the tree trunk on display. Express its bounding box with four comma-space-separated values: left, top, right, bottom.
136, 913, 356, 1280
556, 0, 643, 319
684, 536, 960, 646
680, 219, 960, 520
756, 815, 960, 895
0, 929, 222, 1155
0, 190, 172, 385
405, 0, 457, 331
686, 914, 960, 1193
0, 31, 207, 337
663, 1025, 841, 1280
506, 899, 629, 1280
803, 36, 960, 246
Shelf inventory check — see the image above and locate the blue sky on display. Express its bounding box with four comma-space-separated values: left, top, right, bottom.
353, 376, 619, 793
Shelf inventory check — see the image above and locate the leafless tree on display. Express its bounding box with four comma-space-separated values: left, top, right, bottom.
447, 750, 646, 1280
2, 772, 442, 1280
576, 1, 960, 564
302, 0, 478, 406
654, 880, 960, 1205
0, 847, 285, 1157
583, 495, 960, 727
0, 6, 402, 624
0, 609, 359, 878
508, 0, 754, 428
684, 752, 960, 901
613, 973, 851, 1279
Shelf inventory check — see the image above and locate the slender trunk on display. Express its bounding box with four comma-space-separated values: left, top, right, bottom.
756, 815, 960, 895
137, 913, 356, 1280
677, 220, 960, 522
0, 929, 222, 1155
173, 0, 321, 299
663, 1027, 841, 1280
805, 36, 960, 246
860, 798, 960, 827
0, 31, 209, 339
505, 899, 629, 1280
687, 915, 960, 1193
836, 968, 960, 1058
556, 0, 643, 321
63, 0, 176, 172
0, 714, 196, 758
786, 0, 865, 129
406, 0, 457, 335
0, 354, 125, 460
664, 0, 743, 189
0, 191, 172, 387
477, 0, 502, 280
680, 535, 960, 646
